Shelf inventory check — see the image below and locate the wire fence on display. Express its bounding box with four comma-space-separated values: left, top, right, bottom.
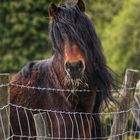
0, 70, 140, 140
1, 106, 140, 139
0, 101, 140, 140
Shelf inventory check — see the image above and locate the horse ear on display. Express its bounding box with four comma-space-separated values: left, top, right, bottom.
48, 3, 59, 17
77, 0, 85, 12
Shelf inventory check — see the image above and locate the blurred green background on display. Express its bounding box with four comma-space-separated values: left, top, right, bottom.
0, 0, 140, 76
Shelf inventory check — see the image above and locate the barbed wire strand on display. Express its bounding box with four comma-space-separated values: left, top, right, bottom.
0, 83, 139, 93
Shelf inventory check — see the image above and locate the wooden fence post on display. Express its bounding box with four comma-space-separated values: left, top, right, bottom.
0, 73, 10, 140
34, 112, 50, 140
131, 81, 140, 127
110, 69, 139, 140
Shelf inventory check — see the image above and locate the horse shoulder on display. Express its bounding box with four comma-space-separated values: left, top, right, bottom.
10, 61, 41, 98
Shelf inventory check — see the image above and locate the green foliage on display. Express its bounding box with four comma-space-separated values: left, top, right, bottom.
85, 0, 140, 76
0, 0, 59, 72
103, 0, 140, 75
0, 0, 140, 75
85, 0, 125, 37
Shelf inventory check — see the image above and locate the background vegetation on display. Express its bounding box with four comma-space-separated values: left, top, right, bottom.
0, 0, 140, 76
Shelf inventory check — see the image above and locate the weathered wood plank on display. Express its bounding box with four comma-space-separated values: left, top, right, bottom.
131, 81, 140, 127
34, 112, 50, 140
110, 69, 139, 140
0, 73, 10, 140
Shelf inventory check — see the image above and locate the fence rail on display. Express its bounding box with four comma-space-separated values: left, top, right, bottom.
0, 69, 140, 140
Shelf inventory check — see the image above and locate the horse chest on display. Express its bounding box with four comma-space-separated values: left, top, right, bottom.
42, 92, 79, 112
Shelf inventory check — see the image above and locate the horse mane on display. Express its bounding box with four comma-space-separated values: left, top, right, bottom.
49, 1, 116, 112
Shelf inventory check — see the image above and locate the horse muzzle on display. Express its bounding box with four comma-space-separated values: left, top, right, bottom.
64, 60, 85, 79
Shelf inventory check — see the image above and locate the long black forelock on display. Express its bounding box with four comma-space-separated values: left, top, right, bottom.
49, 1, 101, 61
49, 1, 117, 112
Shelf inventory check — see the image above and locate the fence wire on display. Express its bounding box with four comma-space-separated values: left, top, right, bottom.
0, 83, 140, 140
0, 83, 138, 93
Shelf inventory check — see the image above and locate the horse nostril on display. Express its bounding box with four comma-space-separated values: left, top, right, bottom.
65, 62, 71, 72
77, 61, 84, 72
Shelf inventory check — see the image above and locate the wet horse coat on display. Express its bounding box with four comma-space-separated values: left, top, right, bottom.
10, 0, 114, 139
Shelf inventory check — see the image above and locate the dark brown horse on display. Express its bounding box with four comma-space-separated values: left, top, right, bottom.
10, 0, 115, 139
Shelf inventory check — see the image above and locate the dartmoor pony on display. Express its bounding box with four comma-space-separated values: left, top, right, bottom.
10, 0, 115, 139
